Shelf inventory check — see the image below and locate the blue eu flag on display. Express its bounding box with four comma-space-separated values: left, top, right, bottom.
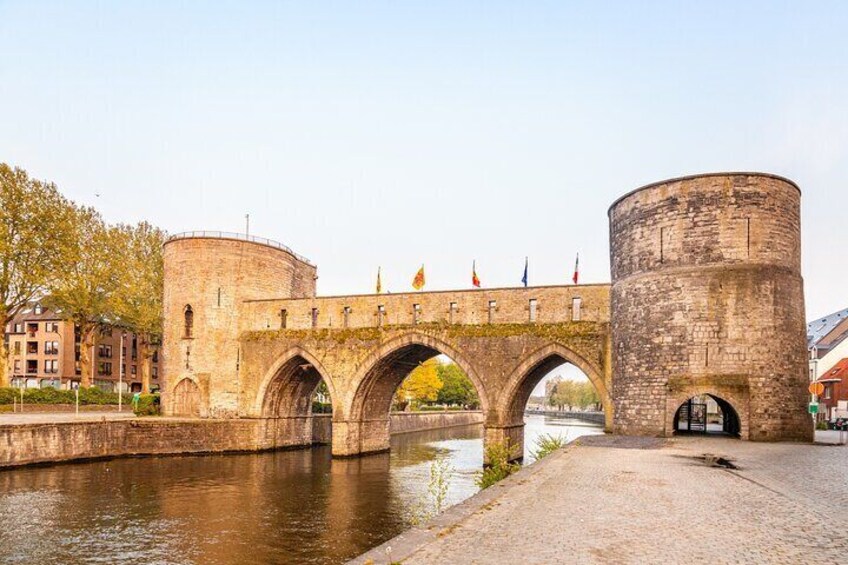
521, 257, 528, 287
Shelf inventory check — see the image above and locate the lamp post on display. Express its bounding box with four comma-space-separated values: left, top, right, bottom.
118, 332, 125, 412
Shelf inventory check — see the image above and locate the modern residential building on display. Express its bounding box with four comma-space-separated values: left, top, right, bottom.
4, 303, 160, 392
807, 307, 848, 381
813, 358, 848, 422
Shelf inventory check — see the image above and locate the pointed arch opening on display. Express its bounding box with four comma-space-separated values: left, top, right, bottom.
172, 377, 201, 417
673, 394, 741, 437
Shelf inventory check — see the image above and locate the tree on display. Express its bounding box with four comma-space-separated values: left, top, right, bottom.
0, 164, 76, 386
112, 222, 166, 392
394, 358, 443, 410
47, 207, 122, 387
436, 363, 480, 408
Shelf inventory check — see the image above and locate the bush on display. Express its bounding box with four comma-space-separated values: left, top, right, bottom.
531, 433, 568, 461
0, 387, 133, 406
133, 393, 160, 416
312, 401, 332, 414
475, 440, 521, 489
816, 420, 828, 430
416, 404, 466, 412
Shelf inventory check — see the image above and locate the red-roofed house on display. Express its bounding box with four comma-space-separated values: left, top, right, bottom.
815, 358, 848, 422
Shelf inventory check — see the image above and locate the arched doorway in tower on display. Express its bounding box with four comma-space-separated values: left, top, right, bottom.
496, 344, 611, 462
673, 394, 741, 437
344, 335, 487, 459
172, 378, 201, 417
259, 352, 334, 448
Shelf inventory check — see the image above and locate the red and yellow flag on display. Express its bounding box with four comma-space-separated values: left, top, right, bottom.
472, 260, 480, 288
412, 265, 425, 290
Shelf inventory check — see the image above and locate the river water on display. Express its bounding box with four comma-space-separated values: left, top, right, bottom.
0, 415, 602, 564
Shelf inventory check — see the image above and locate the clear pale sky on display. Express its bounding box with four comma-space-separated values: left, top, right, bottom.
1, 2, 845, 321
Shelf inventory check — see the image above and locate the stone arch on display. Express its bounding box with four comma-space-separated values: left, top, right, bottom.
172, 377, 201, 417
347, 332, 489, 422
497, 342, 611, 428
668, 388, 747, 439
254, 346, 337, 418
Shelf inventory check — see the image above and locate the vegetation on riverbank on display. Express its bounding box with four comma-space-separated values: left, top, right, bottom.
475, 440, 521, 489
0, 386, 133, 406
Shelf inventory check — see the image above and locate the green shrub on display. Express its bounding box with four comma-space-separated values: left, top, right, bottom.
816, 420, 828, 430
416, 404, 465, 412
312, 401, 332, 414
531, 433, 568, 461
475, 440, 521, 489
0, 387, 133, 406
133, 393, 160, 416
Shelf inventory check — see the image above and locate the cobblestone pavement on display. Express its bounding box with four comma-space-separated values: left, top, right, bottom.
379, 437, 848, 564
0, 411, 136, 425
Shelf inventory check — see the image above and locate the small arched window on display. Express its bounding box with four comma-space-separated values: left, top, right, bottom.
184, 305, 194, 338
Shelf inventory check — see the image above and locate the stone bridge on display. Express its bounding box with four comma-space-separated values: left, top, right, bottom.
160, 173, 814, 461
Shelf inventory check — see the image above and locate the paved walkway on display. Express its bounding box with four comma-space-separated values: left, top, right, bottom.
354, 436, 848, 564
0, 411, 136, 425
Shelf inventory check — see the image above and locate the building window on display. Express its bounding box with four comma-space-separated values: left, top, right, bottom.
152, 351, 158, 363
13, 342, 20, 355
27, 323, 38, 336
280, 309, 288, 329
98, 344, 113, 358
46, 322, 59, 333
13, 360, 21, 373
184, 305, 194, 338
153, 366, 159, 379
98, 362, 112, 376
131, 365, 137, 376
26, 360, 37, 374
45, 341, 59, 355
529, 299, 538, 322
377, 305, 386, 326
343, 306, 351, 328
413, 303, 421, 324
449, 302, 458, 324
27, 341, 38, 354
572, 297, 582, 321
824, 385, 832, 399
488, 300, 497, 324
311, 308, 319, 328
34, 304, 43, 315
44, 360, 58, 374
13, 323, 23, 333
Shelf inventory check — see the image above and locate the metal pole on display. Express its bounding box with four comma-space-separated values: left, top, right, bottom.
20, 385, 23, 412
245, 214, 250, 236
118, 333, 124, 412
75, 387, 79, 418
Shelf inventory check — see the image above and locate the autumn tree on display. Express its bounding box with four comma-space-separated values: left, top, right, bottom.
112, 222, 166, 393
394, 358, 443, 410
0, 164, 76, 386
47, 207, 122, 387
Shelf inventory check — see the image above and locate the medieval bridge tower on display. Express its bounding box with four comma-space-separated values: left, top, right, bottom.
161, 172, 813, 454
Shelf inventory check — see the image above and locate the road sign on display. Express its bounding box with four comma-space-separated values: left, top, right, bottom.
808, 403, 819, 414
809, 382, 824, 396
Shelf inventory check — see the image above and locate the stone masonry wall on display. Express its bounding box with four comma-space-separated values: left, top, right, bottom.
609, 173, 811, 441
161, 236, 316, 418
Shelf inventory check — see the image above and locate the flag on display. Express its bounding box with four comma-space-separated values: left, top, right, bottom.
472, 260, 481, 288
572, 253, 579, 284
412, 265, 425, 290
376, 267, 382, 294
521, 257, 528, 287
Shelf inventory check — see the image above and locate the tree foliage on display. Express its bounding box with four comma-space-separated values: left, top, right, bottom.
436, 363, 480, 408
547, 379, 600, 410
394, 358, 443, 410
0, 164, 77, 385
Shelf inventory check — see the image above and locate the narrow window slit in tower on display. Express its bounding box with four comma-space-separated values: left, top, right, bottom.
217, 287, 222, 307
705, 345, 709, 367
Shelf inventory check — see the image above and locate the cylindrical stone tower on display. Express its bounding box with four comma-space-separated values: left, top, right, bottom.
609, 173, 811, 441
161, 233, 316, 418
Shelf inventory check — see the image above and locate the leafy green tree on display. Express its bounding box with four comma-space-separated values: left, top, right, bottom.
112, 222, 166, 392
394, 358, 443, 410
47, 207, 122, 387
0, 164, 76, 386
436, 363, 480, 408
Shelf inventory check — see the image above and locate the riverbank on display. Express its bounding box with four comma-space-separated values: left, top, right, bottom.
0, 411, 483, 469
351, 435, 847, 564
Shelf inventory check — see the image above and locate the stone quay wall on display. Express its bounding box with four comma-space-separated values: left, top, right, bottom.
0, 411, 484, 469
609, 173, 811, 441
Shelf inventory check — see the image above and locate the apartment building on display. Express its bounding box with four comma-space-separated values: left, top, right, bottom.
4, 303, 160, 392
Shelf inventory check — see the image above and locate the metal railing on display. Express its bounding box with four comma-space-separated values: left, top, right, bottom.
166, 231, 314, 265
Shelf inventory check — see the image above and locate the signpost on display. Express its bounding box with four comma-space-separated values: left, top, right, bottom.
808, 382, 824, 396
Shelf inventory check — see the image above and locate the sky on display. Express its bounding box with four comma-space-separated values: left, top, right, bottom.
1, 1, 846, 324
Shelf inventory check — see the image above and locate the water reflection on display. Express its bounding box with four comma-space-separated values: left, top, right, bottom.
0, 415, 601, 564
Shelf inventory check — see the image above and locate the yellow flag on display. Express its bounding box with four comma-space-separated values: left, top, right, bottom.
412, 265, 425, 290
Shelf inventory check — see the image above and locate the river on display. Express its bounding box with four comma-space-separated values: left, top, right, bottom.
0, 414, 602, 564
